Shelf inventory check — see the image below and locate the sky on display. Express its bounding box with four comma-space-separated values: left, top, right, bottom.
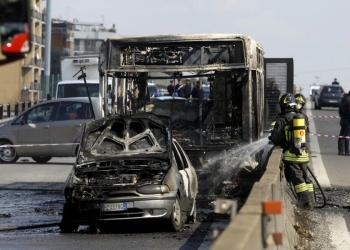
48, 0, 350, 97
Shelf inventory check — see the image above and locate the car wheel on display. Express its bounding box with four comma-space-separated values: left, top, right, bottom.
59, 202, 80, 233
32, 156, 52, 164
0, 140, 19, 163
186, 201, 197, 224
168, 196, 183, 231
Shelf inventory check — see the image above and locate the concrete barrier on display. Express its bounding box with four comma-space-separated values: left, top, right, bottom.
211, 148, 299, 250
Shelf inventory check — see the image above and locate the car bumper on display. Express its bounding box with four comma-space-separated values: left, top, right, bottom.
75, 191, 177, 223
319, 100, 340, 107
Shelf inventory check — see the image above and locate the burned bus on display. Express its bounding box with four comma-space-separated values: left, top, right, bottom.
97, 34, 268, 197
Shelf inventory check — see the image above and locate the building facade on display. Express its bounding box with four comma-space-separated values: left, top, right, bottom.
0, 0, 44, 105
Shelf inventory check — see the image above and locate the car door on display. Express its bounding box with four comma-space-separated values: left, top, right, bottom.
173, 140, 197, 200
49, 101, 92, 156
172, 141, 192, 209
15, 102, 56, 156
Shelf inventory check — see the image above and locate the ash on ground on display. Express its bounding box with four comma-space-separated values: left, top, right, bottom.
295, 185, 350, 250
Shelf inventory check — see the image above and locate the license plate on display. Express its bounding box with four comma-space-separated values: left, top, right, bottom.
329, 100, 337, 103
101, 202, 127, 212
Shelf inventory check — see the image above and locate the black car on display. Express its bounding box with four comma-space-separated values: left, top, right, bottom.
314, 85, 344, 109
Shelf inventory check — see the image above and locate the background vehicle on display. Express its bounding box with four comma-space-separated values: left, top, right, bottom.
0, 0, 31, 61
60, 114, 198, 233
56, 80, 100, 98
310, 84, 321, 101
0, 97, 103, 164
201, 83, 211, 99
314, 85, 344, 109
57, 55, 115, 102
148, 80, 158, 97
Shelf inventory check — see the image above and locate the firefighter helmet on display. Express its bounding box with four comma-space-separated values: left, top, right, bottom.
279, 93, 297, 110
294, 93, 306, 110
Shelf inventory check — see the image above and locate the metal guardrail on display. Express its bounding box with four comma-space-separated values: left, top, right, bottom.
211, 149, 298, 250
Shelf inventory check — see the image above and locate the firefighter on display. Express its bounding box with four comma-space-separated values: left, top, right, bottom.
294, 93, 315, 205
269, 93, 314, 210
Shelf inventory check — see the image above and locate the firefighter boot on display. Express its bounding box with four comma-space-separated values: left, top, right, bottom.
297, 192, 313, 211
338, 138, 345, 155
304, 201, 314, 211
307, 183, 316, 203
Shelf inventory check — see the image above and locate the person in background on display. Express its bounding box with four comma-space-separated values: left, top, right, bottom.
269, 93, 314, 210
338, 92, 350, 155
332, 78, 340, 85
184, 79, 192, 98
175, 79, 185, 97
191, 81, 200, 99
167, 80, 175, 96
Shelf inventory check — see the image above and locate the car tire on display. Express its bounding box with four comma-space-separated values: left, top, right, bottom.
32, 156, 52, 164
0, 140, 19, 163
186, 201, 197, 224
168, 196, 183, 231
59, 202, 80, 233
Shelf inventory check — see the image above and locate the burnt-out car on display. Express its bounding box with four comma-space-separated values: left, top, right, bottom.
60, 113, 198, 232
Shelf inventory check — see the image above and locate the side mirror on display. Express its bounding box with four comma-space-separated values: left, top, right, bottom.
0, 0, 31, 58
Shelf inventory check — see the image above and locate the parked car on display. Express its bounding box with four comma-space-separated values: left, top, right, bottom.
0, 97, 103, 163
314, 85, 344, 110
60, 113, 198, 232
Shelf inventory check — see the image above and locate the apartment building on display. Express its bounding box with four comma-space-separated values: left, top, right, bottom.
51, 19, 120, 80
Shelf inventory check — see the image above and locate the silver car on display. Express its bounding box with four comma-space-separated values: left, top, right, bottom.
60, 113, 198, 232
0, 97, 103, 163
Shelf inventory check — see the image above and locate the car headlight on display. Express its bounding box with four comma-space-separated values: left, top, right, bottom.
137, 184, 170, 194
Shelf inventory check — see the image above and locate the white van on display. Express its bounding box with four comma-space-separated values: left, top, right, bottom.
56, 80, 100, 99
309, 84, 321, 101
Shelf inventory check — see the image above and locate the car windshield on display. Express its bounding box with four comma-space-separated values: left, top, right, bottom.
323, 86, 343, 93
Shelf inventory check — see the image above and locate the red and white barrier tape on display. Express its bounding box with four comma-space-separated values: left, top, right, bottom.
310, 115, 340, 119
0, 143, 79, 148
308, 133, 350, 139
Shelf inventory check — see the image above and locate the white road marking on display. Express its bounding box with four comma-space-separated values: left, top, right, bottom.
305, 101, 331, 187
306, 100, 350, 249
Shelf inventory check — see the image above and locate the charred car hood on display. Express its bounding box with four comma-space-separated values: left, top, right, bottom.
77, 113, 172, 164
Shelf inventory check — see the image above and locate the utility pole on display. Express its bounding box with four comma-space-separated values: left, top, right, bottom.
44, 0, 52, 99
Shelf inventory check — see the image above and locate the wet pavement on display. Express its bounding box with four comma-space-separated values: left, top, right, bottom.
0, 182, 230, 250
